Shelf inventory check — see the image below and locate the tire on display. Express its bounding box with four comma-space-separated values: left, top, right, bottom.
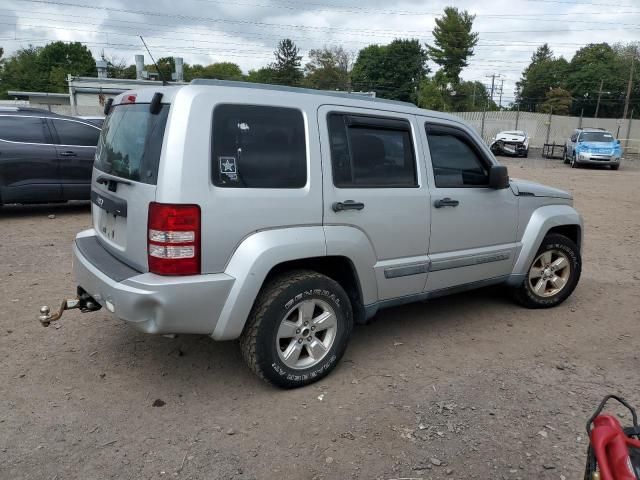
512, 233, 581, 309
571, 154, 578, 168
240, 270, 353, 388
563, 150, 570, 164
610, 164, 620, 170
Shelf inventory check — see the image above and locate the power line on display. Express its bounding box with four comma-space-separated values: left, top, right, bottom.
10, 0, 640, 36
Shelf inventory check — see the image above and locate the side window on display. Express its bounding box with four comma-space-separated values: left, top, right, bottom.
328, 113, 417, 188
0, 116, 49, 143
51, 119, 100, 146
426, 125, 489, 188
212, 104, 306, 188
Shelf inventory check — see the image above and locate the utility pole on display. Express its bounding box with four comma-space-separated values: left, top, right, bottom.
498, 78, 505, 109
622, 48, 636, 121
595, 78, 604, 119
486, 73, 501, 102
472, 82, 476, 109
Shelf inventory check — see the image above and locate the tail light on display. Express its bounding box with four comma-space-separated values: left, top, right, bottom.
148, 202, 201, 275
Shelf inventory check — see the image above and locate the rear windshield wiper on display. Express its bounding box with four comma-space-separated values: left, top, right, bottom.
96, 173, 132, 186
96, 173, 133, 192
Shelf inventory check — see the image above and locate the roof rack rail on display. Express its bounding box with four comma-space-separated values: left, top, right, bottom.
189, 79, 416, 108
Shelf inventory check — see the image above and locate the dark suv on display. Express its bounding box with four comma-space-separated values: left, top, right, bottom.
0, 108, 101, 205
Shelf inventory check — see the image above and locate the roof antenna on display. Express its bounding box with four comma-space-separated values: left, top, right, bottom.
139, 35, 169, 86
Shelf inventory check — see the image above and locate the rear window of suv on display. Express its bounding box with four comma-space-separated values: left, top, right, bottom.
212, 104, 307, 188
94, 103, 169, 185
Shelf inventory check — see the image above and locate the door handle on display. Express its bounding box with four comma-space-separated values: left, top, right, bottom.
59, 151, 77, 157
332, 200, 365, 212
434, 197, 459, 208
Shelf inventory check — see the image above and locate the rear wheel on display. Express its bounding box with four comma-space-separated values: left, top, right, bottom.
240, 270, 353, 388
512, 234, 581, 308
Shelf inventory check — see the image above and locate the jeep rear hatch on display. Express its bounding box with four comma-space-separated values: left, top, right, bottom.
92, 101, 169, 272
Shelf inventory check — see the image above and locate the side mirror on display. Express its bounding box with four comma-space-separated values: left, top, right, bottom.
616, 139, 621, 144
489, 165, 509, 189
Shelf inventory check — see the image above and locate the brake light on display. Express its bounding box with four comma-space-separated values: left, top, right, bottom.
148, 203, 201, 275
121, 94, 137, 104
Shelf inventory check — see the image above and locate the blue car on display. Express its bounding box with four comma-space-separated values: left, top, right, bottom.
564, 128, 622, 170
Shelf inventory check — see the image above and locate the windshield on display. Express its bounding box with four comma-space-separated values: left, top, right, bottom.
579, 131, 614, 143
503, 131, 524, 136
94, 103, 169, 185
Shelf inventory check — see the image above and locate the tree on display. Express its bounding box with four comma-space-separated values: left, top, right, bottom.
515, 44, 569, 112
304, 46, 352, 91
351, 39, 428, 103
418, 78, 495, 112
566, 43, 626, 117
417, 77, 448, 110
103, 54, 136, 79
203, 62, 244, 80
426, 7, 478, 86
147, 56, 174, 82
184, 62, 244, 81
272, 39, 303, 86
39, 41, 96, 91
246, 66, 276, 84
539, 87, 572, 115
0, 46, 47, 96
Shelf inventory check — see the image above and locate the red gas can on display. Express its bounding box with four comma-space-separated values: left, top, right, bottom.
585, 395, 640, 480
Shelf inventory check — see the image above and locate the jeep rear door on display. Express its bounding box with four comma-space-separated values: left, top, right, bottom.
91, 102, 170, 272
319, 106, 430, 301
420, 119, 518, 292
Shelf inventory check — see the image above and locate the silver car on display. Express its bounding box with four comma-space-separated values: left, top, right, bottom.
40, 80, 583, 388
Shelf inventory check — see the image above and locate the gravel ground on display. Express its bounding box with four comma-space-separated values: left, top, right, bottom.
1, 155, 639, 480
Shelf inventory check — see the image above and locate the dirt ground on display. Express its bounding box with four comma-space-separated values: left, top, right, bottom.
1, 155, 639, 480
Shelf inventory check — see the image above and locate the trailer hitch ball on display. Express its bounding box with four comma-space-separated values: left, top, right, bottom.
38, 298, 80, 327
39, 306, 52, 327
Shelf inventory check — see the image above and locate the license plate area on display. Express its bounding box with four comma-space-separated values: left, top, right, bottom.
95, 206, 128, 248
99, 210, 118, 240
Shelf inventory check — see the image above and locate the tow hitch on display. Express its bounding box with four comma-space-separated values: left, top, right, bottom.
38, 290, 101, 327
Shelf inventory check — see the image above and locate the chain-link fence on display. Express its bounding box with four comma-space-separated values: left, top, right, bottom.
452, 110, 639, 158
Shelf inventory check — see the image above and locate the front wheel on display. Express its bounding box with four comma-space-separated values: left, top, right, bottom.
571, 154, 579, 168
240, 270, 353, 388
610, 164, 620, 170
512, 234, 581, 308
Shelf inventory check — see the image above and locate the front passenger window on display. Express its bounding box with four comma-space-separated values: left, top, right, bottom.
426, 129, 489, 188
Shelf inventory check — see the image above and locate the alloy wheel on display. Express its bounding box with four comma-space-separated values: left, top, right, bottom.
276, 299, 337, 370
528, 250, 572, 298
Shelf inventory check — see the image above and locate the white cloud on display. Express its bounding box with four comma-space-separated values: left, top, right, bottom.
2, 0, 639, 103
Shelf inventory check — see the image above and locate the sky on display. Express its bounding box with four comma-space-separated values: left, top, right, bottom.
1, 0, 640, 105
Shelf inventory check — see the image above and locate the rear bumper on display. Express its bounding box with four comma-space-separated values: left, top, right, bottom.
73, 230, 234, 335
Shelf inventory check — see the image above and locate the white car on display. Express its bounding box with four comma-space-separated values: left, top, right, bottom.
490, 130, 530, 157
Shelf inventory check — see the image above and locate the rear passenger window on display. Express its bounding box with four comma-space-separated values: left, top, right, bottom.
0, 116, 49, 143
426, 126, 489, 188
328, 113, 417, 188
212, 105, 306, 188
51, 119, 100, 146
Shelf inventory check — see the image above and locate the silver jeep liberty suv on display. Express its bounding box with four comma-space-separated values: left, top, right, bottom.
39, 80, 583, 388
